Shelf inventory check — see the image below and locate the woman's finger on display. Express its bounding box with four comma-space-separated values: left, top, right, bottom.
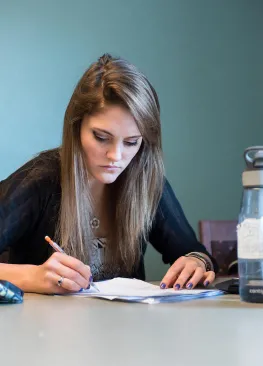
160, 257, 186, 288
173, 264, 196, 290
53, 262, 90, 289
203, 271, 216, 287
185, 267, 204, 289
52, 252, 91, 281
46, 271, 82, 293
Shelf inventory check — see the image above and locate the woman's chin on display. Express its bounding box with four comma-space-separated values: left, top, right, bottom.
94, 172, 120, 184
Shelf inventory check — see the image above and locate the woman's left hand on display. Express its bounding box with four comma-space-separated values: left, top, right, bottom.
160, 256, 215, 290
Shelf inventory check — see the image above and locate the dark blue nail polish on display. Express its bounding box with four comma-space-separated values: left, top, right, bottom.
187, 283, 193, 289
89, 275, 93, 282
160, 283, 166, 289
175, 284, 180, 290
86, 284, 90, 289
79, 288, 83, 292
204, 281, 210, 287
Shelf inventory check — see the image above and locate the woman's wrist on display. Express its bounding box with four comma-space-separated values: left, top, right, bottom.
0, 263, 38, 292
185, 252, 214, 272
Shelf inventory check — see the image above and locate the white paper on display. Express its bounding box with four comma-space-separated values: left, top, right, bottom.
66, 278, 222, 303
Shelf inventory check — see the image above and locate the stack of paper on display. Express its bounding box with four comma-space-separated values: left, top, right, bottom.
67, 278, 223, 304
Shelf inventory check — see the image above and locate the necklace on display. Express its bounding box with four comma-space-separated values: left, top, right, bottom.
90, 216, 100, 229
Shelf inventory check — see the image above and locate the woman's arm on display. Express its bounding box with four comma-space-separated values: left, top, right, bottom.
149, 178, 218, 270
0, 263, 37, 291
0, 161, 91, 294
0, 164, 41, 256
0, 254, 91, 294
149, 178, 218, 289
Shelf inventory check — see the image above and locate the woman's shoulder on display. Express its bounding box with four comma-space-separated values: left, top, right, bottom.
28, 148, 61, 181
0, 148, 61, 196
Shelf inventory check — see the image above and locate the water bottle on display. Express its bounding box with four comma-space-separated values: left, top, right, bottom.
238, 146, 263, 302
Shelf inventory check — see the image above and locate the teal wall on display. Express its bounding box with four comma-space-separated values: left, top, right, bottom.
1, 1, 263, 280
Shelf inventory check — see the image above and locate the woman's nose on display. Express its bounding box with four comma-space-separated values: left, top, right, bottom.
106, 143, 122, 162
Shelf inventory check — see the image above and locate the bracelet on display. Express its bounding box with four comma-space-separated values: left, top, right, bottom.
188, 255, 207, 269
185, 252, 213, 272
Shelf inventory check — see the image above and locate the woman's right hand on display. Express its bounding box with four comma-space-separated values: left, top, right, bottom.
31, 252, 91, 294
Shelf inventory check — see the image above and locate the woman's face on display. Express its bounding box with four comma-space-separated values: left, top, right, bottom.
80, 105, 142, 184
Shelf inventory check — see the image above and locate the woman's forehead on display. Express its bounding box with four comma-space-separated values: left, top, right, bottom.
83, 105, 141, 136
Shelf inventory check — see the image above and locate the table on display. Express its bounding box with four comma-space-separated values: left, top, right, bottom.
1, 284, 263, 366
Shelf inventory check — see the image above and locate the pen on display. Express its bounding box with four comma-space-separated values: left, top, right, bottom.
45, 235, 65, 254
44, 235, 98, 291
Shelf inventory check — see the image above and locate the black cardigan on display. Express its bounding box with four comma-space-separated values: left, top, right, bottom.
0, 149, 217, 279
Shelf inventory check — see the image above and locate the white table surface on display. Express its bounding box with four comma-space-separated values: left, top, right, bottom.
1, 282, 263, 366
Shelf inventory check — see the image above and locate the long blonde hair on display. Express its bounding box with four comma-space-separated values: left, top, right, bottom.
58, 54, 164, 272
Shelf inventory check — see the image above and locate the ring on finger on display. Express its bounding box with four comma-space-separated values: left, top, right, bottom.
57, 276, 64, 287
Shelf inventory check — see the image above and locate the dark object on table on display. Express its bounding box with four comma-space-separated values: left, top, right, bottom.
214, 278, 239, 294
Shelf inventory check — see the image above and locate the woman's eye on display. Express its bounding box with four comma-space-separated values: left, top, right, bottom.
93, 133, 108, 142
124, 141, 138, 147
93, 131, 138, 146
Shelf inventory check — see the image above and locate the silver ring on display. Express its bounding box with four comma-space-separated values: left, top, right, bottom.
57, 276, 64, 287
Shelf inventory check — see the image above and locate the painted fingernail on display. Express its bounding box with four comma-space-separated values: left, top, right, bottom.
174, 284, 180, 290
79, 288, 83, 292
86, 284, 90, 289
160, 283, 166, 289
204, 281, 210, 287
89, 275, 93, 282
187, 283, 193, 289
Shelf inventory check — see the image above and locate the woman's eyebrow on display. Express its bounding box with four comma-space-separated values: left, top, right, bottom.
93, 128, 141, 139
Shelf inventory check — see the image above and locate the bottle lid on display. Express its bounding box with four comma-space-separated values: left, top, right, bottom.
242, 146, 263, 187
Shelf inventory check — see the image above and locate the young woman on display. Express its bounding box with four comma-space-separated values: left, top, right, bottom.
0, 54, 217, 294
